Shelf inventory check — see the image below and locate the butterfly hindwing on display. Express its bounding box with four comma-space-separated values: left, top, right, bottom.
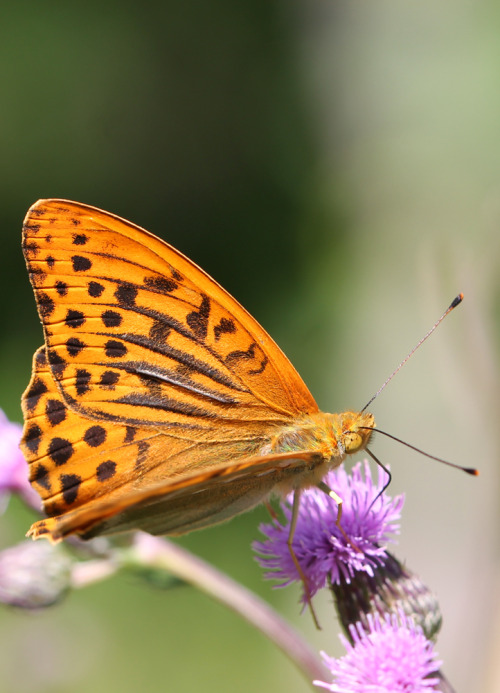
22, 346, 327, 541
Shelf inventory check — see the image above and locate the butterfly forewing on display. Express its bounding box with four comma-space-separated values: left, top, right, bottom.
23, 200, 317, 430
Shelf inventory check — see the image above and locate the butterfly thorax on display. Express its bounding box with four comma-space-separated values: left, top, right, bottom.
262, 409, 375, 480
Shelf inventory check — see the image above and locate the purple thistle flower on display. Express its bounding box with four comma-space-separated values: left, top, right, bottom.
314, 612, 442, 692
0, 409, 40, 511
254, 461, 404, 600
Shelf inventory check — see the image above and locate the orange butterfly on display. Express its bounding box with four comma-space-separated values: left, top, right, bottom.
21, 199, 375, 545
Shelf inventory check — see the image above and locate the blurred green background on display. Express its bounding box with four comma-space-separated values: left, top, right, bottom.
1, 1, 499, 691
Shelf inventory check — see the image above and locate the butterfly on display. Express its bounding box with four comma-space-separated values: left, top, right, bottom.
21, 199, 376, 547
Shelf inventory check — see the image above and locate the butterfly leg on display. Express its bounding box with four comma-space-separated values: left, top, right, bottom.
264, 500, 279, 522
288, 489, 321, 630
316, 482, 362, 553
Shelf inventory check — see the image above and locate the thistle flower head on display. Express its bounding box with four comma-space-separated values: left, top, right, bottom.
0, 540, 71, 608
315, 612, 442, 693
254, 461, 404, 600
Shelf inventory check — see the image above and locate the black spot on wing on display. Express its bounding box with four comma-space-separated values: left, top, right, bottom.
124, 426, 136, 442
96, 460, 116, 481
186, 294, 210, 340
33, 464, 51, 491
60, 473, 82, 505
35, 349, 47, 367
214, 317, 236, 341
24, 240, 39, 256
23, 222, 41, 233
101, 310, 122, 328
46, 399, 66, 426
115, 282, 138, 307
24, 424, 42, 453
88, 281, 104, 298
30, 267, 46, 286
99, 370, 120, 388
24, 378, 48, 412
144, 275, 178, 293
66, 337, 85, 356
65, 309, 85, 328
47, 350, 67, 378
48, 437, 74, 466
75, 369, 91, 395
56, 281, 68, 296
84, 425, 107, 447
105, 340, 127, 358
72, 255, 92, 272
38, 292, 55, 317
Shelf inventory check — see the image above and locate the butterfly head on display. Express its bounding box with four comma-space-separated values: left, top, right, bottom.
333, 410, 375, 456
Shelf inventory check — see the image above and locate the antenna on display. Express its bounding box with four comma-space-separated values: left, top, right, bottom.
362, 427, 479, 476
361, 293, 464, 413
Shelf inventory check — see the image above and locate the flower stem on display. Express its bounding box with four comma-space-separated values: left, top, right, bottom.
127, 532, 328, 685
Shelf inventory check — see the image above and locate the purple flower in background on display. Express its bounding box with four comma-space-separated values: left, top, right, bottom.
0, 540, 71, 608
254, 461, 404, 600
315, 612, 441, 692
0, 409, 40, 511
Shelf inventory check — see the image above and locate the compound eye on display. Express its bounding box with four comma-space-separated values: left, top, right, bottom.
343, 431, 364, 453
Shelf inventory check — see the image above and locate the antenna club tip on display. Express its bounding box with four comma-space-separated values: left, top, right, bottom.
450, 293, 464, 309
465, 467, 479, 476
